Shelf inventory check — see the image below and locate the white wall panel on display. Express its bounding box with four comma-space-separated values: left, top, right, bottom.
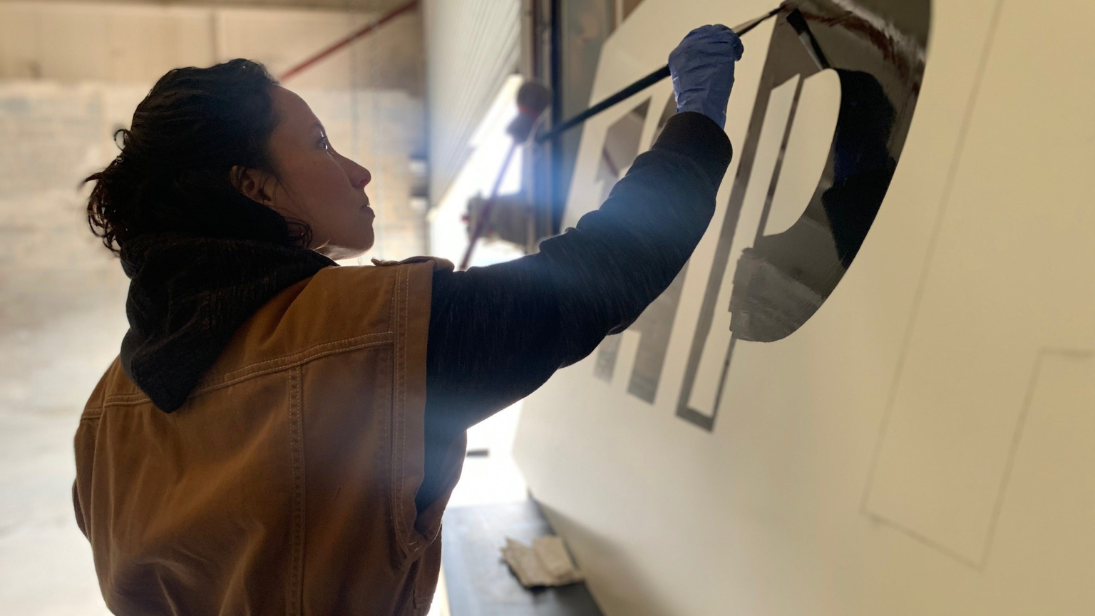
514, 0, 1095, 614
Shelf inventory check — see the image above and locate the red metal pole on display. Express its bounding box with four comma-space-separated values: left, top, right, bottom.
279, 0, 419, 82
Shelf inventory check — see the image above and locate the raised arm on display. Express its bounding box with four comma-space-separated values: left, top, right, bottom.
424, 110, 732, 432
415, 24, 743, 511
424, 23, 743, 428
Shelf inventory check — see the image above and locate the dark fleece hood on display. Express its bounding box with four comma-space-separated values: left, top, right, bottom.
118, 233, 336, 412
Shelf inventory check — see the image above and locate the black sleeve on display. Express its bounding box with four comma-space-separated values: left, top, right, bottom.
415, 112, 731, 512
422, 111, 731, 431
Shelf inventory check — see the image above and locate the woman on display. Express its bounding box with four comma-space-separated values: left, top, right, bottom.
72, 25, 742, 615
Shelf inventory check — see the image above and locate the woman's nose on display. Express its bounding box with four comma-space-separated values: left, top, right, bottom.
342, 156, 371, 190
351, 164, 371, 190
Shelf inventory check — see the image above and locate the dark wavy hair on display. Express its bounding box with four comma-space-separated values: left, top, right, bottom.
85, 59, 310, 254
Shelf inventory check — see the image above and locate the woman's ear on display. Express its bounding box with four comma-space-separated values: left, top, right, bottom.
231, 166, 276, 206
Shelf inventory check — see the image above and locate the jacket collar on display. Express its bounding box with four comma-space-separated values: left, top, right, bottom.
118, 233, 336, 412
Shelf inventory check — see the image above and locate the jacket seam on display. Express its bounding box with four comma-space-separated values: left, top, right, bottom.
393, 265, 409, 550
205, 331, 394, 387
392, 265, 422, 556
286, 365, 305, 616
381, 345, 397, 560
99, 335, 393, 407
402, 265, 419, 550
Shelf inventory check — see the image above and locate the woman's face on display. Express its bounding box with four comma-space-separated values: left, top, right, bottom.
243, 86, 375, 260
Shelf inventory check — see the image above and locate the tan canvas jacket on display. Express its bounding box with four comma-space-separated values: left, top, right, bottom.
72, 257, 466, 615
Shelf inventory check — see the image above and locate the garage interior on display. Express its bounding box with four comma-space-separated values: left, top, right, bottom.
2, 1, 1092, 615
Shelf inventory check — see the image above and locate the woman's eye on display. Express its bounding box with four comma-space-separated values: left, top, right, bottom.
319, 137, 330, 151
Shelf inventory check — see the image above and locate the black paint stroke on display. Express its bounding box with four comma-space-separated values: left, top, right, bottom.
677, 0, 929, 431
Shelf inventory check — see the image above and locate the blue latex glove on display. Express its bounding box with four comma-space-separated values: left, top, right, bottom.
668, 24, 745, 130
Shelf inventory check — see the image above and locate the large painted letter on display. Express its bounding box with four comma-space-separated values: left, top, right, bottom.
678, 1, 928, 430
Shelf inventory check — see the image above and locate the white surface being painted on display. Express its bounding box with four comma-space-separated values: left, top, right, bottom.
514, 0, 1095, 614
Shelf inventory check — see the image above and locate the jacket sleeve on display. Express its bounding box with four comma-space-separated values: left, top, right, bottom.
422, 111, 732, 434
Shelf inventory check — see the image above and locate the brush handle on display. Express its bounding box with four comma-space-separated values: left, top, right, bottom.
535, 66, 670, 144
535, 5, 783, 144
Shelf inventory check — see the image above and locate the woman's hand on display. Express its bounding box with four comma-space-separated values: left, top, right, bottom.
668, 24, 745, 130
